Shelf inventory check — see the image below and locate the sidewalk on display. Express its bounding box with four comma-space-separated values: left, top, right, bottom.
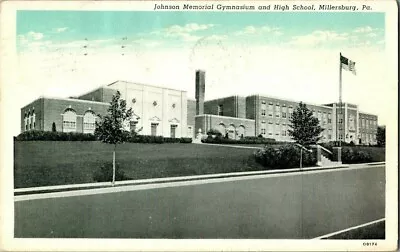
14, 162, 385, 196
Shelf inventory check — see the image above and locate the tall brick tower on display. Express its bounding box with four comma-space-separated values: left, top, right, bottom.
195, 70, 205, 115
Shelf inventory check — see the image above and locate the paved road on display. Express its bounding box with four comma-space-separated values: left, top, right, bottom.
14, 165, 385, 238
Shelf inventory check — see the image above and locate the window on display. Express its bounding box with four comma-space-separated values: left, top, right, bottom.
339, 118, 343, 124
282, 112, 286, 118
187, 126, 193, 137
268, 104, 273, 117
63, 109, 77, 132
32, 113, 36, 129
275, 105, 280, 118
83, 111, 96, 134
323, 113, 327, 124
261, 110, 266, 116
288, 107, 293, 119
275, 123, 280, 135
24, 113, 28, 130
328, 114, 332, 123
261, 121, 266, 135
268, 122, 273, 135
218, 105, 224, 116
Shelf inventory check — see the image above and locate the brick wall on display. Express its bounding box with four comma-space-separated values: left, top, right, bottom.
195, 114, 255, 139
187, 99, 196, 138
21, 98, 44, 132
42, 98, 109, 133
204, 96, 245, 118
78, 87, 117, 103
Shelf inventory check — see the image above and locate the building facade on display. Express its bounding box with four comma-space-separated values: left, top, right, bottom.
21, 70, 379, 145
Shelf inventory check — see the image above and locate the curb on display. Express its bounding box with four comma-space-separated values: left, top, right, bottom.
14, 162, 385, 196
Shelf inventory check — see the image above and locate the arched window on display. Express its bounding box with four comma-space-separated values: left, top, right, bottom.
238, 125, 245, 139
83, 111, 96, 133
28, 112, 32, 130
218, 123, 226, 135
63, 109, 77, 132
228, 124, 236, 139
24, 113, 28, 131
32, 112, 36, 129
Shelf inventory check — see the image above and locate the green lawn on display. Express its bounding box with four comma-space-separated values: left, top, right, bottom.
14, 141, 264, 188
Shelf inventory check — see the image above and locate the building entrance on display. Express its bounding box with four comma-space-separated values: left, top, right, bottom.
151, 123, 158, 136
170, 125, 177, 138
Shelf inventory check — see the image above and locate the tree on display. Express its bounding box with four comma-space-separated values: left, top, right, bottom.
51, 122, 56, 132
94, 91, 133, 185
288, 102, 324, 146
376, 126, 385, 147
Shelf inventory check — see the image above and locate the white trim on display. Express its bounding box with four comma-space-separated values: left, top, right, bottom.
195, 114, 255, 122
312, 218, 385, 239
39, 96, 109, 105
108, 80, 188, 93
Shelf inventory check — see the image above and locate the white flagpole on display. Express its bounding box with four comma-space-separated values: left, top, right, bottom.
338, 53, 342, 147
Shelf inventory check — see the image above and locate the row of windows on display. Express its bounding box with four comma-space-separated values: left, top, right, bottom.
360, 119, 377, 128
62, 109, 96, 133
24, 113, 36, 130
261, 100, 293, 108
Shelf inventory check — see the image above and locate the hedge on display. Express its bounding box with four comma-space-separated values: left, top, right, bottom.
16, 130, 96, 141
201, 135, 280, 145
127, 135, 192, 144
254, 144, 317, 169
341, 148, 373, 164
16, 130, 193, 144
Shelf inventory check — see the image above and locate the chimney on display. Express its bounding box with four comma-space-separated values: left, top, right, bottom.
195, 70, 205, 115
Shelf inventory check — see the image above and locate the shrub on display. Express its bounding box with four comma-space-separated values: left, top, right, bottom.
202, 136, 280, 145
15, 130, 96, 141
93, 162, 132, 182
127, 134, 192, 144
341, 148, 373, 164
179, 137, 193, 143
254, 144, 317, 169
207, 128, 223, 136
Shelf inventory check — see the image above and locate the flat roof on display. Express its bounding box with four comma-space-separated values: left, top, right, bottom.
247, 94, 334, 109
195, 114, 255, 122
107, 80, 188, 93
40, 96, 109, 105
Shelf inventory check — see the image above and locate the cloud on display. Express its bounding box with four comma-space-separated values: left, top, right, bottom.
366, 33, 378, 38
164, 23, 215, 34
55, 27, 68, 33
288, 30, 348, 46
353, 26, 374, 33
150, 23, 215, 43
26, 31, 44, 40
234, 25, 281, 36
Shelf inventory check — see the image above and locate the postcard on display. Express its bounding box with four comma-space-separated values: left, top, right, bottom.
0, 0, 398, 251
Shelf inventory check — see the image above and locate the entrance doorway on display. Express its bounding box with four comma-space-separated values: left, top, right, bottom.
151, 123, 158, 136
170, 125, 177, 138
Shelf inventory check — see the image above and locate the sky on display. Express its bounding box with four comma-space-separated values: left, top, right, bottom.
14, 10, 392, 135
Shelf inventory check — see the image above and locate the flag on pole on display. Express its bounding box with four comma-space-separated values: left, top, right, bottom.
340, 54, 356, 75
